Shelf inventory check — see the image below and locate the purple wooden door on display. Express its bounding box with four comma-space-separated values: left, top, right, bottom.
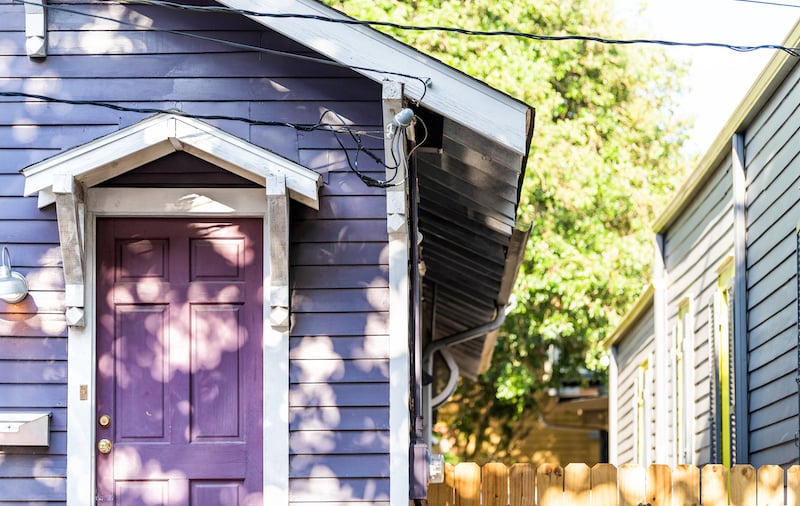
96, 218, 263, 505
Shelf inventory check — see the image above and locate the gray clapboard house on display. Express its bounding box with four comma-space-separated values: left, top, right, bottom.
0, 0, 534, 504
606, 20, 800, 468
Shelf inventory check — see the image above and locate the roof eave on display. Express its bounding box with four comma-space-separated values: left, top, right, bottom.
215, 0, 534, 157
474, 224, 531, 375
601, 283, 654, 349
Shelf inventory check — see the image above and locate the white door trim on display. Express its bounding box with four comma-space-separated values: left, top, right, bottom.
65, 187, 290, 505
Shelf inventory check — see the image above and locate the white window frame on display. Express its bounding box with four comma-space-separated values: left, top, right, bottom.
674, 297, 694, 465
634, 355, 653, 466
715, 256, 735, 467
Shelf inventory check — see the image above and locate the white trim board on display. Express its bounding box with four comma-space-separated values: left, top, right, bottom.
22, 113, 322, 209
73, 187, 289, 506
382, 82, 411, 506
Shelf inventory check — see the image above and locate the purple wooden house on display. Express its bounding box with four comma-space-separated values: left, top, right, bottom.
0, 0, 533, 504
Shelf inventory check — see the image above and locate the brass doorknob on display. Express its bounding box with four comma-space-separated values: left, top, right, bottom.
98, 414, 111, 428
97, 439, 113, 454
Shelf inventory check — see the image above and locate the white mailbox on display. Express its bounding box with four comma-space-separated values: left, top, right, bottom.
0, 412, 51, 446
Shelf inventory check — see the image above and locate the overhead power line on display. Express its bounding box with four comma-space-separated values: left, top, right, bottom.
38, 0, 800, 57
0, 90, 408, 188
11, 0, 433, 101
734, 0, 800, 8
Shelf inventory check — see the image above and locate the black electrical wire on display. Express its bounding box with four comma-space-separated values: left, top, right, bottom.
321, 109, 405, 188
11, 0, 432, 102
0, 91, 325, 129
0, 90, 409, 187
734, 0, 800, 7
53, 0, 800, 57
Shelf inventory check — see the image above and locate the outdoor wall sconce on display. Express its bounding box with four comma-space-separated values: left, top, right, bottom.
0, 247, 28, 303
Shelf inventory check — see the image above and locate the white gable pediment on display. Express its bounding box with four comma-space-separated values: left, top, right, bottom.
22, 112, 321, 209
31, 115, 307, 506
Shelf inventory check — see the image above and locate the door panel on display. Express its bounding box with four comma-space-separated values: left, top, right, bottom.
96, 218, 263, 505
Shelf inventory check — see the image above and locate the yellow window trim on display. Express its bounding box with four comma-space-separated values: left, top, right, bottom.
716, 259, 734, 467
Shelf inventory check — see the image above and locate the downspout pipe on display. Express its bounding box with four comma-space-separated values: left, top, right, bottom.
421, 226, 527, 445
423, 306, 507, 365
430, 348, 459, 409
423, 306, 507, 411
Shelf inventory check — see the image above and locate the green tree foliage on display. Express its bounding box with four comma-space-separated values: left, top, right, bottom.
325, 0, 692, 460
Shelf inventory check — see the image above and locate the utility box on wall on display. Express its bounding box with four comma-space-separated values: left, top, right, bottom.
0, 412, 51, 446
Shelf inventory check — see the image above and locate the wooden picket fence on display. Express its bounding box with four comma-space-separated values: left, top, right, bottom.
428, 462, 800, 506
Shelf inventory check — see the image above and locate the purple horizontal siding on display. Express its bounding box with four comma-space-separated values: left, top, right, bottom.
0, 149, 60, 174
291, 455, 390, 478
41, 31, 265, 57
290, 313, 389, 337
1, 1, 390, 503
0, 125, 115, 149
289, 407, 389, 431
0, 177, 25, 197
293, 266, 389, 289
293, 288, 389, 312
320, 173, 388, 197
0, 198, 45, 219
292, 219, 389, 243
0, 478, 66, 502
0, 337, 66, 358
290, 430, 390, 454
292, 243, 387, 266
3, 77, 377, 101
290, 336, 390, 360
0, 102, 119, 126
298, 129, 385, 150
290, 359, 390, 383
249, 125, 301, 160
289, 384, 389, 407
3, 267, 64, 291
49, 2, 310, 35
1, 53, 357, 78
0, 245, 62, 268
0, 455, 66, 477
0, 222, 59, 244
300, 195, 388, 220
0, 316, 66, 337
252, 101, 382, 125
289, 477, 390, 503
0, 361, 66, 383
100, 152, 260, 188
0, 385, 67, 407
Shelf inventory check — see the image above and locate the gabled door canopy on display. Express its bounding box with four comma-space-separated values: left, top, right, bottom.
22, 112, 322, 209
21, 113, 321, 328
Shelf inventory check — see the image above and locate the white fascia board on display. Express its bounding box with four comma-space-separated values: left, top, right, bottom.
173, 117, 321, 209
22, 113, 321, 210
217, 0, 533, 156
22, 115, 175, 198
601, 282, 655, 349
